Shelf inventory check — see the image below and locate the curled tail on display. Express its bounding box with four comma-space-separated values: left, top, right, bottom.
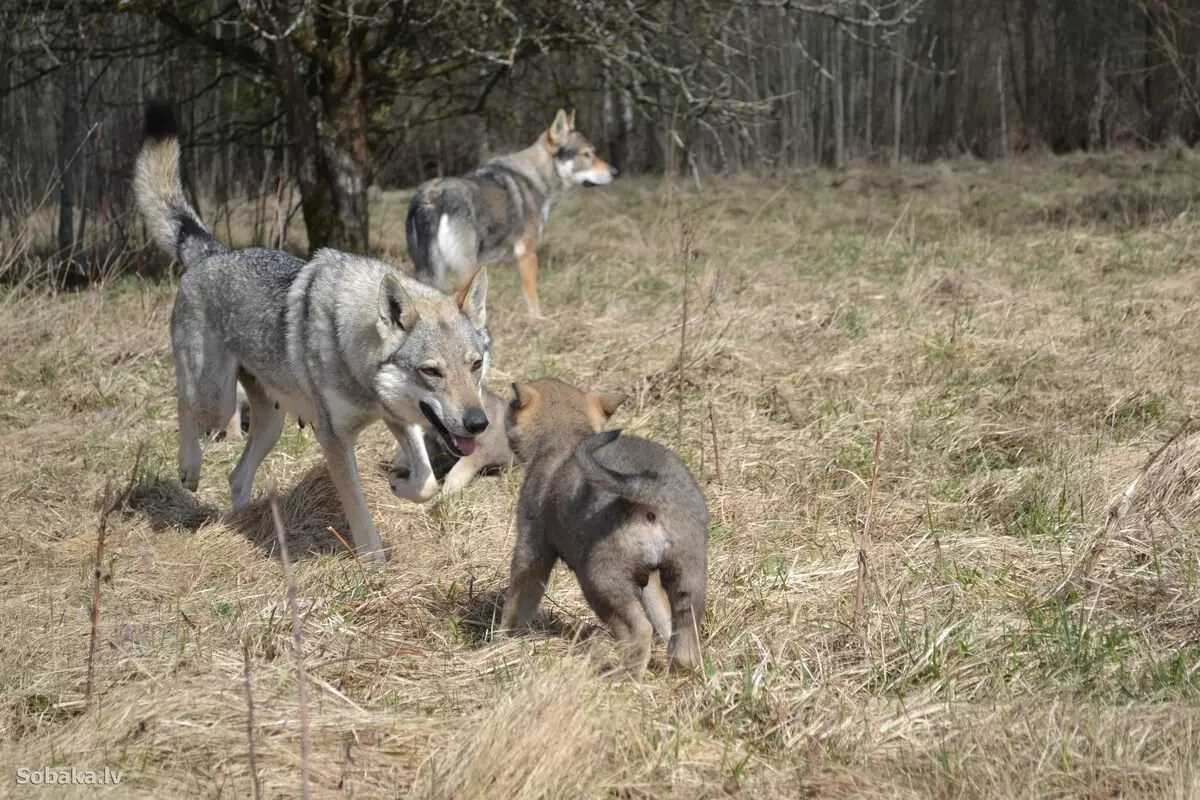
133, 102, 223, 269
406, 190, 438, 283
574, 429, 661, 506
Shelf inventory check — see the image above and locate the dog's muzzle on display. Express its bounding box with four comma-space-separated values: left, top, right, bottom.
420, 401, 483, 457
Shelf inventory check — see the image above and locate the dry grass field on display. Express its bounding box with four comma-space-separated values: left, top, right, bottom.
4, 150, 1200, 798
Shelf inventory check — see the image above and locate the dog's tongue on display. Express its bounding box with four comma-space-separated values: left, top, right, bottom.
453, 435, 477, 456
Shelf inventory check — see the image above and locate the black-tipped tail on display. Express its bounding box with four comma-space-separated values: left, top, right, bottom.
144, 100, 179, 140
133, 101, 223, 268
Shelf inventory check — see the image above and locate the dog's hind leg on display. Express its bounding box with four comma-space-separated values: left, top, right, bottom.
660, 561, 707, 673
604, 595, 655, 678
172, 304, 237, 491
177, 400, 203, 491
229, 371, 284, 509
514, 235, 542, 319
434, 214, 480, 290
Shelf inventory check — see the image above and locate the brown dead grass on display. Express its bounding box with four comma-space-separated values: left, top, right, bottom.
4, 149, 1200, 797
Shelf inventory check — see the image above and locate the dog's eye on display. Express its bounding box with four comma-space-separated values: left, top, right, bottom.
419, 366, 443, 379
471, 359, 484, 373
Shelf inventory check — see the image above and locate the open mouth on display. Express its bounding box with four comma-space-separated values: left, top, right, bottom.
420, 401, 477, 457
582, 180, 598, 188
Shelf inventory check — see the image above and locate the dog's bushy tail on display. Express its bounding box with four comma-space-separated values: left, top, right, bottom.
406, 190, 438, 282
574, 430, 662, 506
133, 102, 223, 269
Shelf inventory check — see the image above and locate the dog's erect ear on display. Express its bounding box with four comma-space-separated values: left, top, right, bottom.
454, 267, 488, 329
566, 107, 577, 131
549, 109, 571, 146
378, 274, 419, 333
511, 382, 541, 411
588, 391, 628, 419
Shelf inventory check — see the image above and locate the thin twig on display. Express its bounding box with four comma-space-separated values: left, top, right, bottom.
243, 639, 263, 800
1061, 416, 1197, 596
269, 488, 311, 800
853, 429, 883, 635
328, 525, 369, 585
677, 222, 695, 446
883, 199, 911, 248
85, 441, 144, 704
708, 399, 723, 487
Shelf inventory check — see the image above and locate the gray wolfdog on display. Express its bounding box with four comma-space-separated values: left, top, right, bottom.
501, 379, 709, 676
134, 103, 492, 562
406, 109, 618, 318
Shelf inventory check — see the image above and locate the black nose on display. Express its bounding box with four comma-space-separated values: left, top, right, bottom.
463, 407, 489, 435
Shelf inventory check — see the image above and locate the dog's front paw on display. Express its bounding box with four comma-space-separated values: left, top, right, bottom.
359, 548, 389, 565
389, 469, 439, 503
440, 467, 475, 495
179, 468, 200, 493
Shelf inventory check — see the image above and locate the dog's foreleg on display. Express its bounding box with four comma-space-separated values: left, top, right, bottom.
315, 426, 387, 563
387, 423, 439, 503
439, 453, 479, 494
500, 526, 556, 634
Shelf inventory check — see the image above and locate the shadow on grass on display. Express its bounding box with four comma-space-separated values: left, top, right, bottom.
124, 467, 347, 560
125, 478, 220, 532
422, 584, 602, 650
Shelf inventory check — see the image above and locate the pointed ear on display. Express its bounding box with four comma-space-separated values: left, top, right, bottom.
588, 391, 628, 419
566, 107, 577, 130
511, 382, 540, 410
549, 109, 571, 146
454, 267, 488, 329
378, 274, 419, 333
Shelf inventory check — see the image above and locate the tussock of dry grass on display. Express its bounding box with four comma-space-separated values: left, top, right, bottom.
4, 151, 1200, 797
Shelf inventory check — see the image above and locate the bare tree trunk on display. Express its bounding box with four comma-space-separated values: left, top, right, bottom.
57, 61, 80, 255
816, 24, 828, 162
866, 25, 875, 159
75, 65, 90, 247
1021, 0, 1037, 143
892, 31, 904, 166
603, 62, 620, 167
847, 22, 856, 158
1088, 43, 1108, 151
270, 35, 369, 253
833, 23, 845, 168
997, 50, 1008, 157
619, 89, 636, 171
